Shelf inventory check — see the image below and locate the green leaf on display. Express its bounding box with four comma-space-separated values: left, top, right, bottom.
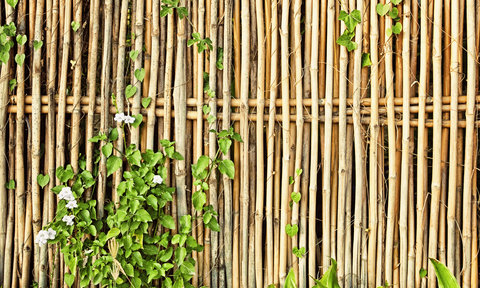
376, 3, 390, 16
206, 216, 220, 232
142, 97, 152, 109
65, 273, 75, 287
124, 263, 134, 277
127, 150, 142, 166
192, 191, 207, 211
5, 179, 15, 189
179, 215, 192, 234
132, 114, 143, 128
159, 246, 173, 262
33, 40, 43, 50
143, 244, 159, 255
106, 155, 123, 177
71, 21, 80, 32
9, 79, 16, 91
16, 35, 27, 46
203, 105, 211, 115
6, 0, 18, 8
125, 85, 137, 98
386, 28, 393, 37
56, 165, 75, 183
79, 210, 91, 223
203, 212, 212, 224
291, 192, 301, 203
87, 225, 97, 236
218, 138, 232, 155
419, 268, 427, 279
218, 159, 235, 179
429, 258, 460, 288
146, 195, 158, 210
216, 47, 224, 70
109, 127, 119, 141
292, 247, 306, 258
391, 0, 402, 5
289, 176, 294, 185
362, 52, 372, 68
132, 251, 144, 267
106, 228, 120, 241
129, 50, 139, 61
136, 209, 152, 222
339, 9, 361, 32
160, 5, 173, 17
295, 168, 303, 176
36, 174, 49, 189
207, 115, 216, 124
15, 53, 25, 66
285, 224, 298, 237
177, 7, 188, 19
102, 143, 113, 158
392, 22, 403, 34
284, 269, 297, 288
161, 215, 175, 229
173, 278, 184, 288
0, 52, 9, 65
175, 247, 187, 266
313, 258, 341, 288
389, 7, 399, 19
135, 68, 146, 82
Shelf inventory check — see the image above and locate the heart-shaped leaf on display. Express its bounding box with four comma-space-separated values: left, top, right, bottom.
392, 22, 403, 34
386, 28, 393, 37
291, 192, 301, 203
5, 179, 15, 189
131, 114, 143, 128
129, 50, 139, 61
391, 0, 402, 5
33, 40, 43, 50
6, 0, 18, 8
71, 21, 80, 32
0, 52, 9, 65
142, 97, 152, 109
362, 52, 372, 68
37, 174, 50, 189
16, 35, 27, 46
125, 85, 137, 98
9, 79, 17, 91
285, 224, 298, 237
376, 3, 390, 16
292, 246, 306, 258
15, 53, 25, 66
135, 68, 145, 82
389, 7, 399, 19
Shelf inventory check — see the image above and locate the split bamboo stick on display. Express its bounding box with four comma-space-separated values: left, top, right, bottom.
131, 0, 145, 147
146, 0, 159, 150
21, 118, 32, 288
164, 12, 174, 186
4, 114, 15, 288
70, 0, 82, 173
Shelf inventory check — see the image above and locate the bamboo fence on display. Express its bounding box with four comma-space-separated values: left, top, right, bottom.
0, 0, 479, 287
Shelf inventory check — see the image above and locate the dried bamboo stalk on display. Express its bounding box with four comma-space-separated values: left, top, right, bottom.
21, 118, 32, 288
407, 127, 416, 288
131, 0, 145, 147
447, 0, 460, 272
368, 0, 380, 285
71, 0, 83, 173
4, 114, 15, 288
399, 0, 411, 286
98, 0, 114, 220
309, 0, 320, 284
384, 0, 397, 283
248, 125, 256, 288
462, 0, 476, 286
146, 0, 159, 149
344, 123, 354, 288
222, 0, 233, 286
254, 0, 265, 284
232, 121, 240, 288
273, 122, 281, 284
15, 0, 27, 275
144, 0, 152, 97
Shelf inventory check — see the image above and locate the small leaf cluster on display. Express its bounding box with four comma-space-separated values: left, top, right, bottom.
286, 169, 306, 259
161, 0, 188, 19
376, 0, 403, 37
187, 32, 213, 54
336, 10, 361, 52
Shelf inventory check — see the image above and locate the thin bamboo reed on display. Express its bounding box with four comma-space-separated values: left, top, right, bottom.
131, 0, 145, 147
21, 118, 32, 288
146, 0, 160, 150
70, 0, 82, 173
4, 114, 15, 288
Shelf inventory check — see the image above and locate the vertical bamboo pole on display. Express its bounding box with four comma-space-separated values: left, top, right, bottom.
0, 3, 15, 281
266, 0, 278, 284
21, 118, 32, 288
164, 12, 174, 187
384, 0, 397, 283
462, 0, 476, 286
321, 0, 334, 275
415, 0, 428, 285
309, 0, 320, 284
278, 0, 290, 283
4, 114, 15, 288
345, 124, 354, 288
274, 123, 281, 284
291, 0, 303, 281
368, 0, 380, 285
98, 0, 114, 220
337, 0, 348, 284
399, 0, 411, 286
352, 0, 364, 283
427, 0, 443, 285
254, 0, 265, 284
222, 0, 232, 286
15, 0, 27, 276
31, 0, 44, 281
247, 125, 256, 288
144, 0, 152, 98
146, 0, 159, 150
208, 0, 219, 286
131, 0, 145, 147
407, 127, 416, 288
447, 0, 460, 272
71, 0, 82, 173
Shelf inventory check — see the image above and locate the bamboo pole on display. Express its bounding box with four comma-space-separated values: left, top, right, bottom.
247, 125, 256, 288
368, 0, 380, 285
462, 0, 476, 286
384, 0, 397, 283
399, 0, 411, 286
131, 0, 145, 147
70, 0, 82, 173
21, 118, 32, 288
254, 0, 265, 284
309, 0, 320, 284
144, 0, 152, 97
4, 114, 15, 288
15, 0, 27, 277
351, 0, 364, 283
163, 12, 174, 187
407, 127, 416, 288
222, 0, 232, 286
146, 0, 159, 149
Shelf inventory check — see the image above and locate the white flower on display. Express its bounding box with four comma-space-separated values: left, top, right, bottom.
46, 228, 57, 240
84, 249, 93, 254
114, 113, 125, 123
66, 200, 78, 209
62, 215, 75, 226
152, 175, 163, 185
124, 115, 136, 124
58, 186, 75, 201
35, 230, 49, 247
